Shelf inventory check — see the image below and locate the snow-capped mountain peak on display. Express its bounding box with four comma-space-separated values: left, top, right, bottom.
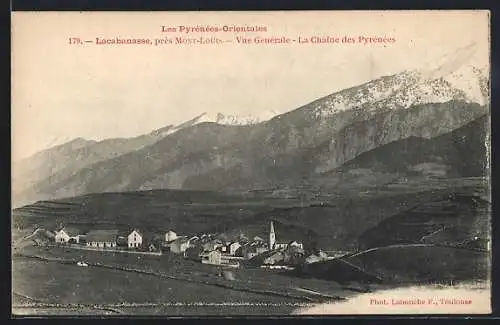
192, 112, 273, 125
310, 44, 488, 119
418, 43, 489, 105
157, 111, 277, 138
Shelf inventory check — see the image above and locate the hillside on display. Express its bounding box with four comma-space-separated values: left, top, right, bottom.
357, 192, 491, 250
12, 125, 176, 207
12, 176, 488, 252
339, 114, 489, 177
296, 244, 489, 284
16, 100, 487, 204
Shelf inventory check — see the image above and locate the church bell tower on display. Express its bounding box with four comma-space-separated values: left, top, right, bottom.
269, 220, 276, 250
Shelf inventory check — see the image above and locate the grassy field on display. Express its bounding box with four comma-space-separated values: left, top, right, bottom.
13, 243, 488, 316
12, 257, 301, 315
13, 257, 296, 305
297, 244, 490, 285
345, 244, 490, 283
12, 245, 374, 316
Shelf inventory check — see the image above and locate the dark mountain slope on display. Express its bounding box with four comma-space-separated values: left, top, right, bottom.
12, 125, 175, 206
22, 101, 487, 202
340, 114, 489, 177
357, 192, 491, 250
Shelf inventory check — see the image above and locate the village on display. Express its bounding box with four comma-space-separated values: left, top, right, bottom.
49, 221, 333, 269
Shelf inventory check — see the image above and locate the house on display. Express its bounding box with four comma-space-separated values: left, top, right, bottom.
238, 233, 249, 242
165, 230, 177, 242
128, 229, 143, 249
144, 233, 163, 252
116, 236, 128, 247
274, 243, 288, 250
200, 250, 222, 265
234, 245, 245, 257
253, 236, 264, 242
246, 249, 287, 267
263, 251, 286, 265
189, 236, 200, 246
283, 251, 306, 265
305, 251, 329, 264
228, 242, 241, 256
148, 243, 157, 252
54, 227, 82, 244
242, 243, 268, 260
218, 245, 228, 253
86, 230, 118, 248
287, 241, 304, 253
203, 240, 223, 252
77, 235, 87, 244
170, 237, 191, 254
256, 245, 268, 254
288, 241, 303, 249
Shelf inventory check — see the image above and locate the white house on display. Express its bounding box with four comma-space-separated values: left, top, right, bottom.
288, 241, 304, 249
228, 242, 241, 256
170, 237, 191, 255
165, 230, 177, 242
128, 229, 143, 248
55, 227, 81, 244
203, 240, 223, 252
201, 250, 222, 265
263, 251, 286, 265
274, 242, 289, 250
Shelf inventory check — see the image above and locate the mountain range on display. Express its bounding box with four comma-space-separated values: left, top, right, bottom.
12, 50, 490, 207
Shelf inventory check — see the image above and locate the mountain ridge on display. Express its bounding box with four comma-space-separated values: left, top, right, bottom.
16, 101, 487, 205
12, 55, 489, 205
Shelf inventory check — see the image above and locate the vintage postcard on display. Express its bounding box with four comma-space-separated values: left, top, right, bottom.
11, 11, 491, 316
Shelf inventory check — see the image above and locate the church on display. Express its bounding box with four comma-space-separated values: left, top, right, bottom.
268, 221, 303, 251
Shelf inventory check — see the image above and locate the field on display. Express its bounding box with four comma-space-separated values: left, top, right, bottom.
297, 244, 490, 284
12, 245, 377, 316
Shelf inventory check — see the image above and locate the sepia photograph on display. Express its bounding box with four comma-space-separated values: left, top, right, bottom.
11, 10, 491, 316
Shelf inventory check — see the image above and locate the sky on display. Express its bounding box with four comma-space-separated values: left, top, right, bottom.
11, 11, 489, 161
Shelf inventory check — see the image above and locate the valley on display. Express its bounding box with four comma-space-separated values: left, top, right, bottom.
11, 44, 491, 316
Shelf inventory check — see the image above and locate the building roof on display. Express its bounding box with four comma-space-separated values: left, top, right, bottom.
86, 229, 119, 242
129, 229, 143, 237
170, 236, 190, 245
123, 228, 161, 242
57, 227, 81, 237
247, 249, 283, 266
200, 250, 221, 257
